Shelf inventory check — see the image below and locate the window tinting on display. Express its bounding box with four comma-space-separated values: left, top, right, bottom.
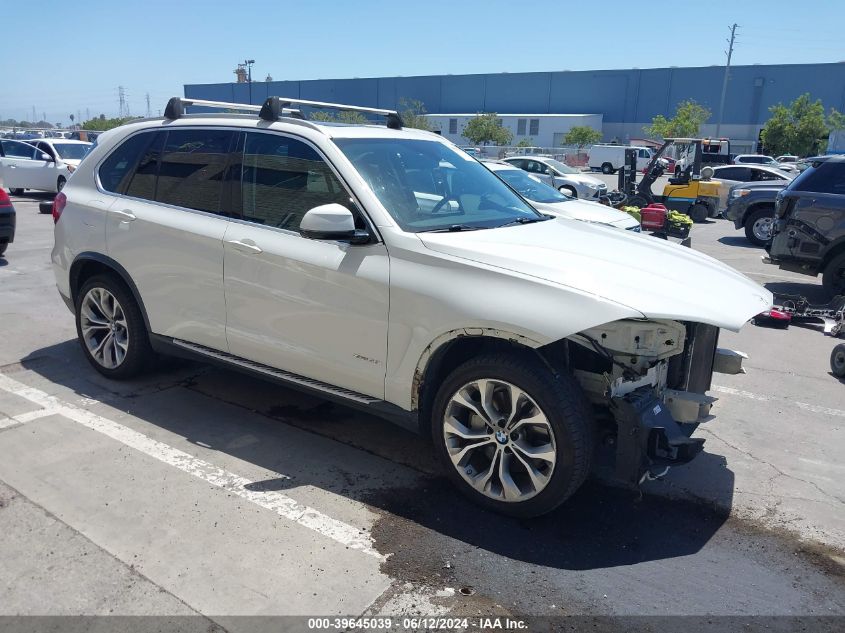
125, 132, 165, 201
716, 167, 749, 181
155, 129, 234, 213
240, 132, 350, 231
1, 140, 37, 159
99, 133, 155, 194
791, 161, 845, 195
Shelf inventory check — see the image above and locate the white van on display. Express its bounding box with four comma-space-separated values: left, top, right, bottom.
588, 145, 653, 174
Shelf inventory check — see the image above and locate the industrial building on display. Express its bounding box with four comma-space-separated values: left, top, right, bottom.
185, 62, 845, 153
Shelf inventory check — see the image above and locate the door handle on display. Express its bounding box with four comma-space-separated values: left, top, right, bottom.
113, 209, 136, 222
225, 239, 262, 254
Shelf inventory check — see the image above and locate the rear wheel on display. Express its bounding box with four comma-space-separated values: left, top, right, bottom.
744, 207, 775, 246
822, 252, 845, 297
9, 188, 24, 195
831, 344, 845, 378
601, 162, 614, 175
559, 186, 577, 198
431, 353, 592, 518
56, 176, 66, 192
689, 203, 709, 223
75, 274, 153, 379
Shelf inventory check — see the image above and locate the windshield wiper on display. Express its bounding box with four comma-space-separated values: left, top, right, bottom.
495, 216, 549, 228
422, 224, 484, 233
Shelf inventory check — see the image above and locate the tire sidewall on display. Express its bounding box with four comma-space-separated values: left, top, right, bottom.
823, 253, 845, 297
744, 208, 773, 246
75, 275, 150, 379
430, 355, 590, 517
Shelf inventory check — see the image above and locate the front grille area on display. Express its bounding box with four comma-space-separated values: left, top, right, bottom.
667, 323, 719, 394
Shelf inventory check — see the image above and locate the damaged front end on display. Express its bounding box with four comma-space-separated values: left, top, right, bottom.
555, 319, 746, 485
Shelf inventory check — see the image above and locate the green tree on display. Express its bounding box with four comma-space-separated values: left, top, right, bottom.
462, 113, 513, 146
760, 94, 828, 156
644, 100, 711, 139
563, 126, 602, 148
309, 110, 368, 124
828, 107, 845, 131
397, 98, 437, 131
516, 138, 534, 148
80, 115, 140, 131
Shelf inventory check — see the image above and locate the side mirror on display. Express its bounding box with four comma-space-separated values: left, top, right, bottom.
40, 152, 54, 162
299, 203, 370, 244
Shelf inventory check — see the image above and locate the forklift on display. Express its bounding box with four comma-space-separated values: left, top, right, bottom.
619, 138, 722, 223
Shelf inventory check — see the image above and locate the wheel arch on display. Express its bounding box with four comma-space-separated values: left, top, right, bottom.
69, 253, 152, 332
412, 329, 544, 420
820, 237, 845, 270
741, 200, 775, 226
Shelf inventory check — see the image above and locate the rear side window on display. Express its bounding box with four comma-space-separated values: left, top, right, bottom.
125, 132, 165, 200
156, 129, 235, 213
716, 167, 748, 181
237, 132, 350, 231
99, 132, 156, 194
790, 161, 845, 195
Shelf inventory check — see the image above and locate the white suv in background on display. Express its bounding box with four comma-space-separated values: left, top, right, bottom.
0, 138, 92, 194
52, 96, 771, 517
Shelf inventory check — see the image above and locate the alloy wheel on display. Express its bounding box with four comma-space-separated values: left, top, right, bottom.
80, 287, 129, 369
443, 379, 557, 502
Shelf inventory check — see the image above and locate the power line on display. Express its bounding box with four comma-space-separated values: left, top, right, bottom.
716, 23, 739, 138
146, 92, 151, 118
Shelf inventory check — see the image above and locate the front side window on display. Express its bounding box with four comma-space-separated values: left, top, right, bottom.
542, 158, 578, 175
1, 140, 37, 159
335, 137, 542, 232
239, 132, 351, 231
156, 129, 235, 214
790, 161, 845, 195
496, 169, 570, 203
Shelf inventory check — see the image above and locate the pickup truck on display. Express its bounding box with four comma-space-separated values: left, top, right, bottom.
725, 180, 789, 246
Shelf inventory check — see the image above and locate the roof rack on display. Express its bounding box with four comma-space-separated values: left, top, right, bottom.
164, 96, 404, 129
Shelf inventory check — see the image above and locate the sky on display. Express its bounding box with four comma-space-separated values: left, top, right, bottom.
2, 0, 844, 125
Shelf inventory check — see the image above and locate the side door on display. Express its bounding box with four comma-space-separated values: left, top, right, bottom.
0, 140, 40, 189
32, 141, 60, 191
105, 127, 236, 351
223, 131, 390, 399
526, 160, 555, 187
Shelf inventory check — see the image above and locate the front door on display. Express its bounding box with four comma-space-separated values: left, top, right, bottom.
223, 131, 389, 399
0, 140, 42, 190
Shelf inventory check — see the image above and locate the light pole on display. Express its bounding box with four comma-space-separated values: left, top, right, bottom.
245, 59, 255, 103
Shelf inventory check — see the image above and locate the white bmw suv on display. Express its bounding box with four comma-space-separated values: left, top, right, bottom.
52, 97, 772, 517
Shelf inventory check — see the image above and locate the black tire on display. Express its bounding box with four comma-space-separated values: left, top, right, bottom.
689, 203, 709, 223
430, 353, 593, 518
9, 188, 24, 195
559, 186, 577, 198
626, 195, 650, 209
601, 162, 614, 175
823, 252, 845, 297
0, 243, 7, 257
743, 207, 775, 246
831, 344, 845, 378
56, 176, 66, 192
75, 274, 153, 379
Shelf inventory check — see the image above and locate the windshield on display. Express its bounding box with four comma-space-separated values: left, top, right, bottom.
496, 169, 570, 203
335, 138, 543, 232
53, 143, 92, 160
543, 158, 578, 174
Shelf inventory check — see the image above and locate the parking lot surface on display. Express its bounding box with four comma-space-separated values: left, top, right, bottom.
1, 192, 843, 627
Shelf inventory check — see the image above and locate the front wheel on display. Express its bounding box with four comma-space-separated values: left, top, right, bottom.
431, 353, 592, 518
601, 162, 614, 175
689, 203, 709, 223
75, 274, 153, 379
822, 253, 845, 297
831, 344, 845, 378
744, 207, 775, 246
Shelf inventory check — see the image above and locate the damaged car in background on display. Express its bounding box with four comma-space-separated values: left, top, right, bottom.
52, 96, 773, 518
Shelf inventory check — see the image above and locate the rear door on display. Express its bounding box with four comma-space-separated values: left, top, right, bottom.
104, 127, 236, 351
0, 140, 40, 189
222, 130, 389, 398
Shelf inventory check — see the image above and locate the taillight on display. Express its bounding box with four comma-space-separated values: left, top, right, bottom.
0, 189, 11, 208
52, 192, 67, 224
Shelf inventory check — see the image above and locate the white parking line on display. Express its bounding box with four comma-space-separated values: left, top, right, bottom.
0, 373, 384, 560
713, 384, 845, 417
712, 385, 769, 401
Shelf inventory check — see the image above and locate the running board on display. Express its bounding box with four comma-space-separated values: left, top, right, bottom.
171, 339, 381, 405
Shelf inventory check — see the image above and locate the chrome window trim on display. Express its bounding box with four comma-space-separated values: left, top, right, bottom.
93, 124, 384, 244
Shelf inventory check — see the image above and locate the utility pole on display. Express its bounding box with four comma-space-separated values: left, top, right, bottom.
118, 86, 128, 118
245, 59, 255, 103
31, 105, 36, 122
715, 23, 739, 138
145, 93, 151, 118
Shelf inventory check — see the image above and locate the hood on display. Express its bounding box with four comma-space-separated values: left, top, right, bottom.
532, 199, 639, 229
419, 218, 772, 332
565, 173, 605, 187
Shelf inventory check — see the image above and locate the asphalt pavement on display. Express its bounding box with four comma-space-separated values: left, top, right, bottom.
0, 191, 843, 631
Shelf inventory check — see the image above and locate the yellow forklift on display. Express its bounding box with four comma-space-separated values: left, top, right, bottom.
622, 138, 722, 223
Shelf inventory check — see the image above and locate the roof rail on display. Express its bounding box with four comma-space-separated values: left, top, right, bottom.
164, 96, 404, 129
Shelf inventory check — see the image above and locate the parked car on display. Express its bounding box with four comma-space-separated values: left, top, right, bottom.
484, 161, 640, 230
0, 187, 15, 257
52, 97, 771, 517
588, 144, 654, 174
502, 156, 608, 199
776, 155, 799, 164
768, 155, 845, 296
734, 154, 799, 174
69, 130, 100, 142
0, 139, 92, 194
724, 180, 788, 246
460, 146, 482, 157
709, 164, 794, 212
